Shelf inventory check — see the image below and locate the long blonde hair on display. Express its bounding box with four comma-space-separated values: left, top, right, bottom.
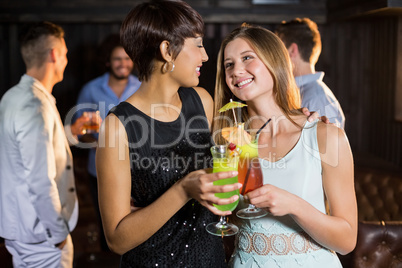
212, 23, 302, 144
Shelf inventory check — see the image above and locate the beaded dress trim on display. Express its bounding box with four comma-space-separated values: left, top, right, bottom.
237, 230, 323, 256
233, 221, 338, 268
230, 120, 341, 268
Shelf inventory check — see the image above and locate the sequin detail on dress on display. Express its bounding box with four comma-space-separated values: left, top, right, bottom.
110, 88, 226, 267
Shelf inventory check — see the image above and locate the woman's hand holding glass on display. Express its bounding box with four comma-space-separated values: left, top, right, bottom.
179, 167, 241, 216
235, 128, 269, 219
205, 145, 241, 236
243, 183, 302, 217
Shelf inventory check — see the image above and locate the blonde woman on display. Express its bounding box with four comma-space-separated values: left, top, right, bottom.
213, 24, 357, 267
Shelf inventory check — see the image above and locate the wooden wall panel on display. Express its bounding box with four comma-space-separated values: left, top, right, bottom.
396, 17, 402, 122
319, 17, 402, 168
0, 22, 124, 119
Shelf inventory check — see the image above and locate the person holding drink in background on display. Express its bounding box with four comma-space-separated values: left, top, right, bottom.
81, 110, 101, 134
213, 24, 357, 267
72, 34, 140, 251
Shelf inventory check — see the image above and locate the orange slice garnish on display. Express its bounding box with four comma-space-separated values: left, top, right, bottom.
221, 124, 251, 146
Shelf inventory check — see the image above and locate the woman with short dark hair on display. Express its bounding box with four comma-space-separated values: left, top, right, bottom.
96, 1, 240, 266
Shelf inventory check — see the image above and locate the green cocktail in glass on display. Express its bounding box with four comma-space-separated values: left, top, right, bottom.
212, 155, 239, 212
206, 145, 239, 236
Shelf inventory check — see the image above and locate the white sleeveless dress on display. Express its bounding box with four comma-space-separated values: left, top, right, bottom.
230, 120, 343, 268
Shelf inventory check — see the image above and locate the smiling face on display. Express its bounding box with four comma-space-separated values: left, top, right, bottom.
224, 37, 273, 102
213, 25, 302, 138
109, 46, 133, 80
172, 36, 209, 88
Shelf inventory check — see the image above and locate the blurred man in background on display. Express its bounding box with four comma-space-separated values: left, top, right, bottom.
276, 18, 345, 129
73, 33, 141, 251
0, 21, 86, 268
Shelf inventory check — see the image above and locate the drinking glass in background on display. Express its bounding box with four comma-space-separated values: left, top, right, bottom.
82, 111, 101, 134
236, 129, 268, 219
206, 145, 240, 236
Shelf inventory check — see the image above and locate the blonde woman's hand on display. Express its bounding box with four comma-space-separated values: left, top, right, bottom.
244, 184, 301, 217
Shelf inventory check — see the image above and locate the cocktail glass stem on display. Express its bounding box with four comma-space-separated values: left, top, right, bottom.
237, 202, 268, 219
206, 216, 238, 236
246, 204, 257, 212
206, 145, 239, 236
217, 217, 227, 228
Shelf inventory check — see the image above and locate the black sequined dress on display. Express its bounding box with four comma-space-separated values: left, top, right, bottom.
109, 87, 226, 268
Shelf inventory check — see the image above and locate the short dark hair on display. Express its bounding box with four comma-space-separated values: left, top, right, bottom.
275, 18, 321, 64
19, 21, 64, 69
120, 0, 204, 81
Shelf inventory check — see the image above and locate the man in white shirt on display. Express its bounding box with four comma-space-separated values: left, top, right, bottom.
276, 18, 346, 129
0, 21, 86, 268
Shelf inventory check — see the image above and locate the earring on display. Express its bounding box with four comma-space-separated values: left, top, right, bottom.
163, 61, 175, 73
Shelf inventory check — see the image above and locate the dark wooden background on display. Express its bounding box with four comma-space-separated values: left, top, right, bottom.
1, 0, 401, 169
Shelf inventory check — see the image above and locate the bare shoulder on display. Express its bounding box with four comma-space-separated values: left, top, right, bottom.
316, 121, 347, 140
193, 86, 214, 124
193, 86, 213, 104
103, 113, 124, 130
99, 113, 128, 145
316, 121, 350, 158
